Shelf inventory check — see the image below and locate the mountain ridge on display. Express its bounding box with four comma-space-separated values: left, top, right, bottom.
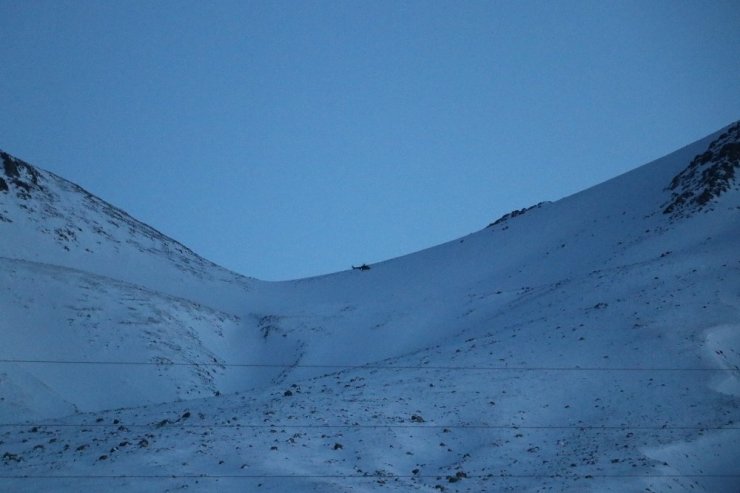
0, 122, 739, 492
0, 150, 256, 313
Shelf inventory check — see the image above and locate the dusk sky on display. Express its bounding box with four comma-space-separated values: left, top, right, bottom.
2, 0, 739, 280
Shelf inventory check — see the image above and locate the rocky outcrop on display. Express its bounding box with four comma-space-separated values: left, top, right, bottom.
663, 121, 740, 217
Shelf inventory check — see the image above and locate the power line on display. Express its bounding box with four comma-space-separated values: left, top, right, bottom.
0, 359, 735, 372
1, 474, 739, 480
1, 423, 736, 431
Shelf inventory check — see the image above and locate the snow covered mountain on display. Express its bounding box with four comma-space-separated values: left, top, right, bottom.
0, 150, 254, 312
1, 122, 739, 492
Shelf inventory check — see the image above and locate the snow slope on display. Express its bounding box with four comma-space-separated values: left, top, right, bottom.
0, 151, 254, 312
1, 122, 739, 492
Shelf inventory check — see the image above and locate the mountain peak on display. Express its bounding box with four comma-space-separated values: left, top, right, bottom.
0, 149, 254, 312
1, 151, 43, 199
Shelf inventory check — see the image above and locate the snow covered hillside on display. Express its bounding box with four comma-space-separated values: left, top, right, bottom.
0, 151, 254, 312
1, 122, 739, 492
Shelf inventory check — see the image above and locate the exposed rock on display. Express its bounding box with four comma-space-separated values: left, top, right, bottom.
663, 121, 740, 217
1, 151, 43, 199
488, 201, 549, 227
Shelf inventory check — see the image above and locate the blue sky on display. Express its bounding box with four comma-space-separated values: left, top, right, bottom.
1, 0, 739, 280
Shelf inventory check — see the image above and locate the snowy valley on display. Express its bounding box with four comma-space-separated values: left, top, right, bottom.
1, 122, 739, 492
